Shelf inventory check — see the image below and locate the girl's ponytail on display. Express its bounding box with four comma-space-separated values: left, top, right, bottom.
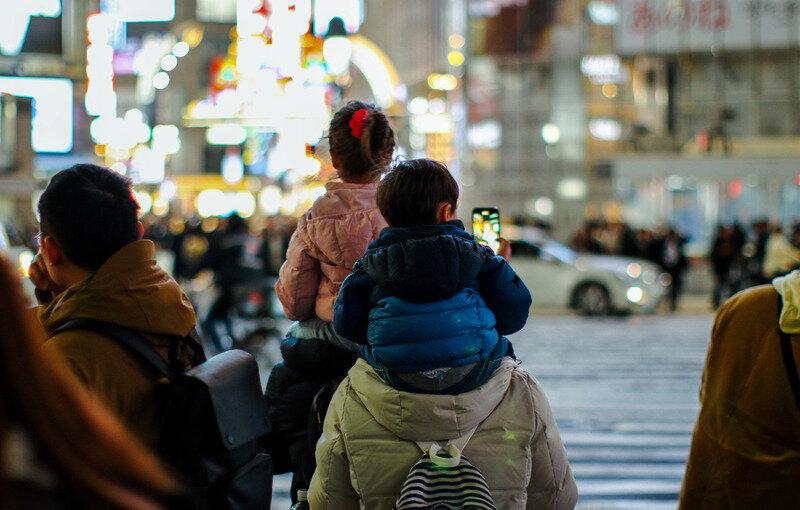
359, 113, 376, 169
329, 101, 395, 181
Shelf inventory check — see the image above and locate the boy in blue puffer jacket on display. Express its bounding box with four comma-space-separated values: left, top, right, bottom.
334, 158, 532, 393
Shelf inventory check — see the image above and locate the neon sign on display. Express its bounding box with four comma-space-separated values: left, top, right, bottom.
0, 1, 61, 56
0, 76, 73, 153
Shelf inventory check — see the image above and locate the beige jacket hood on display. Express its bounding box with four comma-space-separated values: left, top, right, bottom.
350, 356, 514, 442
773, 270, 800, 334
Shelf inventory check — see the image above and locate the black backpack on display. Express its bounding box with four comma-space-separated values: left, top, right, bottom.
52, 319, 273, 510
300, 378, 342, 487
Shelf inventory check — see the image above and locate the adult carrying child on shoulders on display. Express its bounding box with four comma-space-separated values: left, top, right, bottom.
264, 101, 395, 503
309, 159, 576, 509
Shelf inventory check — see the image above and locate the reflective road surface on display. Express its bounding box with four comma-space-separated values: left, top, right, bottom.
265, 313, 713, 509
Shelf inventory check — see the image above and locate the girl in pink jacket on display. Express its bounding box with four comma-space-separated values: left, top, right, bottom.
266, 101, 395, 503
276, 101, 394, 324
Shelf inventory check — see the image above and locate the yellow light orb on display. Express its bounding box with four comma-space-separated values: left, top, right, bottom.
602, 83, 618, 99
182, 25, 204, 48
447, 50, 465, 67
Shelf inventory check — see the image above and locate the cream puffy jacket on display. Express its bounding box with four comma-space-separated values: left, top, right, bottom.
763, 232, 800, 278
276, 180, 386, 322
308, 358, 578, 510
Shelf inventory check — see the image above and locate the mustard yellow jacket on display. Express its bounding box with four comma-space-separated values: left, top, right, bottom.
680, 283, 800, 508
38, 240, 196, 447
308, 358, 578, 510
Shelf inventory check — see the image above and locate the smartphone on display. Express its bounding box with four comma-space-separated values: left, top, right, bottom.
472, 207, 501, 254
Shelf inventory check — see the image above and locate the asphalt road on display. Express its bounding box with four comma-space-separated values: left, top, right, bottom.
516, 314, 711, 509
260, 312, 713, 509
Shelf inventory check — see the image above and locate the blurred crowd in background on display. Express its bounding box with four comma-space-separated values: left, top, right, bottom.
568, 218, 800, 310
9, 212, 800, 315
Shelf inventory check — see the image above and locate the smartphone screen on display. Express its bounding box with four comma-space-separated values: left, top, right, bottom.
472, 207, 501, 254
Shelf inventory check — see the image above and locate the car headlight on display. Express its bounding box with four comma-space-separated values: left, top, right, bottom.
18, 250, 34, 277
626, 286, 645, 304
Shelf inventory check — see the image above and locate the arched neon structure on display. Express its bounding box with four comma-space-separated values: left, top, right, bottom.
349, 35, 403, 110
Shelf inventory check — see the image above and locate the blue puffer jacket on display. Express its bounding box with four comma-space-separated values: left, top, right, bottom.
366, 288, 497, 372
334, 220, 532, 374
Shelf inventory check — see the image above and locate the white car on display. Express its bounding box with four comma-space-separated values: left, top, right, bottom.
0, 222, 36, 302
509, 237, 669, 315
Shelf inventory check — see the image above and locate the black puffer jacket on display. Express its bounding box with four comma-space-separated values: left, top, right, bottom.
263, 336, 356, 478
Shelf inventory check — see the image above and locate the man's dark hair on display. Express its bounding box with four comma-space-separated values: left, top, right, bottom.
38, 164, 140, 270
377, 159, 459, 227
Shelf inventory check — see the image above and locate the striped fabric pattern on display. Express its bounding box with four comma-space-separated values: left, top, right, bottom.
395, 453, 496, 510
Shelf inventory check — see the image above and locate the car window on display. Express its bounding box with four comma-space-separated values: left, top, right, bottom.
512, 239, 579, 264
0, 224, 10, 251
510, 241, 541, 258
541, 240, 578, 264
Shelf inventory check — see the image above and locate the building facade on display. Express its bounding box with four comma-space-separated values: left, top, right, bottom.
460, 0, 800, 248
599, 0, 800, 249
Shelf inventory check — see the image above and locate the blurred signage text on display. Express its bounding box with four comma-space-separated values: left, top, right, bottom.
616, 0, 800, 53
470, 0, 529, 17
581, 54, 626, 83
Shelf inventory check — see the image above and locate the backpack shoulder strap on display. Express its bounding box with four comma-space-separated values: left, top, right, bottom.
178, 328, 207, 366
776, 294, 800, 412
51, 318, 173, 377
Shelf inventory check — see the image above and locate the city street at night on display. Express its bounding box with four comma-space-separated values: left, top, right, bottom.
269, 311, 713, 509
2, 0, 800, 508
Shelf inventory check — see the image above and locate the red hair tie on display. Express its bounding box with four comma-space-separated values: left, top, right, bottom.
349, 108, 369, 139
129, 191, 141, 212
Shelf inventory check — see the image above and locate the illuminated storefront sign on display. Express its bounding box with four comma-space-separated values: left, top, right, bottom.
0, 76, 73, 153
580, 55, 625, 84
85, 13, 117, 117
313, 0, 364, 36
102, 0, 175, 22
589, 118, 623, 141
587, 1, 621, 25
617, 0, 800, 54
0, 1, 61, 56
197, 0, 237, 22
207, 124, 248, 145
469, 0, 529, 17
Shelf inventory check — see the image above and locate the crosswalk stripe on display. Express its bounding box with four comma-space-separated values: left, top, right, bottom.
571, 463, 687, 479
561, 432, 691, 447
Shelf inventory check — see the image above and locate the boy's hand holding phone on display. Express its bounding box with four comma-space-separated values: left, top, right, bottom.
472, 207, 503, 255
497, 238, 511, 261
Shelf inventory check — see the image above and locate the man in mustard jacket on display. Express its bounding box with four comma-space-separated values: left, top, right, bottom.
29, 164, 199, 447
681, 275, 800, 508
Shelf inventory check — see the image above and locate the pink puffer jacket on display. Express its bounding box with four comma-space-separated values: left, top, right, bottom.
276, 180, 387, 322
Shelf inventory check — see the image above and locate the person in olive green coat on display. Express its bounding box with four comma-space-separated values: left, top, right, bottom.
30, 164, 199, 448
308, 357, 578, 509
681, 274, 800, 508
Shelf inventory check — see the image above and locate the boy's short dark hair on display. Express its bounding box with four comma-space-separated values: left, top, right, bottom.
377, 159, 459, 227
38, 164, 140, 270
